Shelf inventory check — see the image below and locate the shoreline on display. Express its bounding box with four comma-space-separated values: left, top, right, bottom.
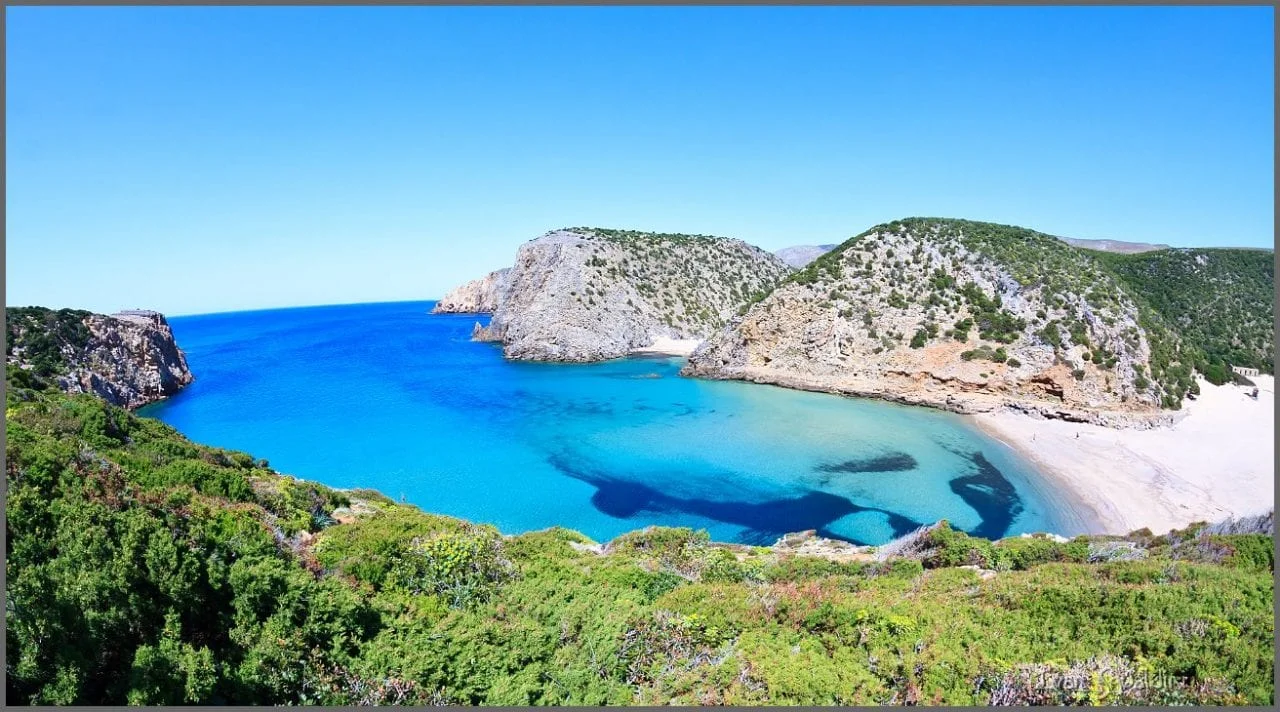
678, 364, 1272, 538
679, 363, 1176, 428
973, 419, 1113, 537
970, 376, 1275, 536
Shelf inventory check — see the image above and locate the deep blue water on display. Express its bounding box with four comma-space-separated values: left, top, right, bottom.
142, 300, 1087, 545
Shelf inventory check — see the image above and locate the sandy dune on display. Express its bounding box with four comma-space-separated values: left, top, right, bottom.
974, 375, 1275, 535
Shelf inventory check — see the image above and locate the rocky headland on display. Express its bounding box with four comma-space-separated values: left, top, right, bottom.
6, 306, 193, 409
430, 268, 510, 314
466, 228, 793, 362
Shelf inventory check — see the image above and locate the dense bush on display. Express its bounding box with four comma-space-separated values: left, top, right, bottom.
5, 306, 94, 378
5, 388, 1274, 705
1094, 248, 1274, 376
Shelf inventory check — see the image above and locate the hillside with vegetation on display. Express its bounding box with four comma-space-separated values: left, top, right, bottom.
6, 372, 1274, 705
5, 307, 95, 383
1091, 248, 1274, 382
468, 228, 793, 362
686, 218, 1241, 418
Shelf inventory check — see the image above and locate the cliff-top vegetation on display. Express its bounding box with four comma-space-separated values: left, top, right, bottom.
5, 306, 95, 386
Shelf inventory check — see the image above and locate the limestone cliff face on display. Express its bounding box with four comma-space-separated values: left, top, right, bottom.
472, 228, 793, 362
685, 218, 1179, 425
6, 307, 194, 409
431, 268, 511, 314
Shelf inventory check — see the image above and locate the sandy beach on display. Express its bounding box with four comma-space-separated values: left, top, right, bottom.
974, 375, 1275, 536
630, 336, 703, 357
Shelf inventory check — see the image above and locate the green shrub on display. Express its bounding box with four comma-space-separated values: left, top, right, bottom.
1202, 361, 1232, 385
5, 389, 1275, 706
385, 527, 514, 607
143, 459, 255, 501
1220, 534, 1274, 572
990, 536, 1087, 570
919, 522, 994, 568
314, 505, 477, 589
606, 526, 712, 579
960, 345, 1007, 363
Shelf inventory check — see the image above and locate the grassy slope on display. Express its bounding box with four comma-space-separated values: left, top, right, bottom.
5, 382, 1273, 705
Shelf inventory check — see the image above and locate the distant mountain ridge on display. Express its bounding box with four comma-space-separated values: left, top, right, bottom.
774, 234, 1178, 262
775, 244, 838, 268
433, 219, 1271, 409
1054, 236, 1172, 254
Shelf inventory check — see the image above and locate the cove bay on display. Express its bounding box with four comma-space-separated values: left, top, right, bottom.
143, 300, 1087, 545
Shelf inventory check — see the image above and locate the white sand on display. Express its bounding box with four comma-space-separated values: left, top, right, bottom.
630, 337, 702, 357
973, 376, 1275, 535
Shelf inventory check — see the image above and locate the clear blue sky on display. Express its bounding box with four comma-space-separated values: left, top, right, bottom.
6, 6, 1274, 316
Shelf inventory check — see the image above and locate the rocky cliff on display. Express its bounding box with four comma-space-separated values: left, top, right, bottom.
6, 307, 194, 409
684, 218, 1199, 424
430, 268, 511, 314
471, 228, 793, 362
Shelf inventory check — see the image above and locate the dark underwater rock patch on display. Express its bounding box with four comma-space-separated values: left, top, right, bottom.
548, 451, 924, 545
815, 452, 918, 475
949, 451, 1025, 540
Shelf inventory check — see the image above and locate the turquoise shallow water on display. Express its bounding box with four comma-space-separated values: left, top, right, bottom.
142, 300, 1086, 545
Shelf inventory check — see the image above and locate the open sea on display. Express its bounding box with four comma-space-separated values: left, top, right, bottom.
141, 300, 1088, 546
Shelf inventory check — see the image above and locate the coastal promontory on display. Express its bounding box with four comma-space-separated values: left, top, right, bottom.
430, 268, 511, 314
465, 228, 794, 362
5, 306, 193, 409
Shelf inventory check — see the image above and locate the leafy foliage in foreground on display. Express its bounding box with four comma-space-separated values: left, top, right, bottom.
5, 389, 1274, 705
